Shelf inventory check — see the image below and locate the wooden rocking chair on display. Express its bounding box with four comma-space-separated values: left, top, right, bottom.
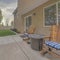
42, 25, 60, 58
22, 25, 36, 42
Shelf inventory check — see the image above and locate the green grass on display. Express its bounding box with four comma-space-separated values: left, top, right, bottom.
0, 30, 16, 37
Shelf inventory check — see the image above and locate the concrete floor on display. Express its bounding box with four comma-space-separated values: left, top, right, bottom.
0, 35, 49, 60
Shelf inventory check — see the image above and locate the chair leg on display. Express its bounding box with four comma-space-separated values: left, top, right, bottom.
47, 50, 60, 58
40, 44, 48, 55
41, 44, 60, 58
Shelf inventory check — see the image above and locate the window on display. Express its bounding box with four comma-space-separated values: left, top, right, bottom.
43, 1, 60, 27
58, 2, 60, 25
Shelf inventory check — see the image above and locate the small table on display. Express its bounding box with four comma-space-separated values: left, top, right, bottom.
29, 34, 45, 51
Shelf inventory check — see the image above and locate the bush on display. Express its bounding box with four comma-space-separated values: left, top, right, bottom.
11, 28, 20, 33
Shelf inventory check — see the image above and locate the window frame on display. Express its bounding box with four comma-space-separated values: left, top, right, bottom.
24, 15, 32, 32
43, 1, 60, 27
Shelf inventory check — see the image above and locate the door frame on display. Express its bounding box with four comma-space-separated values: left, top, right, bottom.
24, 14, 32, 32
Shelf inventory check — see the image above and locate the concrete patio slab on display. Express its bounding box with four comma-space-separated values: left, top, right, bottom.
0, 35, 49, 60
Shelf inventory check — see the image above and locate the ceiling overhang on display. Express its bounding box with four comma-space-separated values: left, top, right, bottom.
21, 0, 49, 15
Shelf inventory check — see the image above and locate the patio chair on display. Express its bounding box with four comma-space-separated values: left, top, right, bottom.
42, 25, 60, 57
21, 25, 36, 41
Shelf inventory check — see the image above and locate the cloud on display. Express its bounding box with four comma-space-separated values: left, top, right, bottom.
6, 2, 17, 13
1, 8, 14, 26
0, 0, 17, 26
0, 2, 7, 9
0, 0, 17, 4
0, 0, 17, 13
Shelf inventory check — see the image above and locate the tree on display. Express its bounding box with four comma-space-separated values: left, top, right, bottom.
0, 9, 3, 23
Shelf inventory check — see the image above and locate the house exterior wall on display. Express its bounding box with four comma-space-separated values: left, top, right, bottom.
16, 0, 59, 35
14, 12, 16, 28
13, 9, 18, 30
18, 0, 49, 14
16, 0, 49, 33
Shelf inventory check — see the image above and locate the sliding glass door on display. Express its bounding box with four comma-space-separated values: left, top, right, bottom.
24, 15, 32, 32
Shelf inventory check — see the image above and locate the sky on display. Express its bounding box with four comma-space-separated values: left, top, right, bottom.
0, 0, 17, 26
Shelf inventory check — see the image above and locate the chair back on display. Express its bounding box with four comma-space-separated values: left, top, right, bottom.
57, 26, 60, 43
27, 25, 36, 34
50, 25, 60, 43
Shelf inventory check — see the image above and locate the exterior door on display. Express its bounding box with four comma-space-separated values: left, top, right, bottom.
24, 15, 32, 32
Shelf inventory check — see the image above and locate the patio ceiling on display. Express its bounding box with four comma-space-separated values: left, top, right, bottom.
20, 0, 49, 14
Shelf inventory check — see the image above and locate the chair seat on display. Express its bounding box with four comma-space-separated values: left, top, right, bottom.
24, 33, 29, 37
45, 41, 60, 50
45, 41, 57, 47
45, 41, 52, 45
54, 44, 60, 50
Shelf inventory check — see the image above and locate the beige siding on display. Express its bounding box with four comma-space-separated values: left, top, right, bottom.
14, 12, 17, 29
18, 0, 49, 14
16, 0, 59, 35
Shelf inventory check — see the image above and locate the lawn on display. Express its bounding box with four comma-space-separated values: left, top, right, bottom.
0, 30, 16, 37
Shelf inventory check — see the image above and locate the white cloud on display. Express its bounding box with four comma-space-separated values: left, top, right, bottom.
0, 2, 7, 9
0, 0, 17, 26
1, 8, 14, 26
